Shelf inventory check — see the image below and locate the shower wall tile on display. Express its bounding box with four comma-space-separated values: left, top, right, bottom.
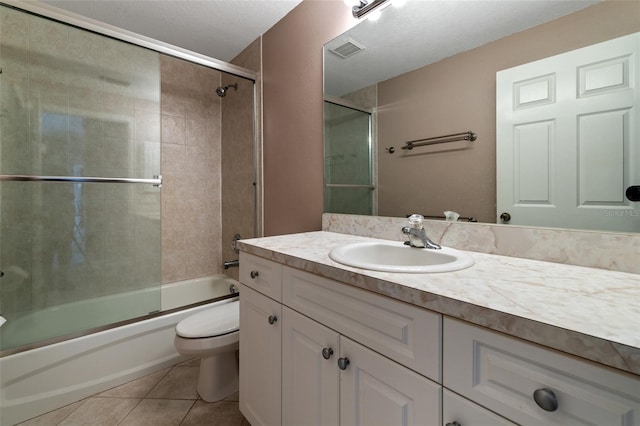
1, 7, 29, 48
0, 132, 30, 174
135, 111, 161, 142
161, 91, 187, 118
161, 144, 186, 173
186, 118, 208, 145
29, 15, 69, 58
161, 115, 186, 144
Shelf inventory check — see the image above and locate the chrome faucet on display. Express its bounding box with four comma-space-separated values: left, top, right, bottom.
402, 214, 441, 249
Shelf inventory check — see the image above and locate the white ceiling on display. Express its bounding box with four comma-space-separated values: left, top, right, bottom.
34, 0, 602, 93
324, 0, 601, 97
39, 0, 304, 62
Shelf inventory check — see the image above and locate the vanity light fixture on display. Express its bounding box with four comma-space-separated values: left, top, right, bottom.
350, 0, 391, 19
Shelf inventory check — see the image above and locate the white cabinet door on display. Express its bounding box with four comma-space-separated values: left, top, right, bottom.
443, 389, 515, 426
239, 284, 282, 426
340, 336, 441, 426
282, 306, 340, 426
497, 32, 640, 232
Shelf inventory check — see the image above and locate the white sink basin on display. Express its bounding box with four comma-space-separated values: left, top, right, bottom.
329, 241, 474, 273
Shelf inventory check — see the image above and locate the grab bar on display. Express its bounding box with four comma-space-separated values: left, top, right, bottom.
325, 184, 375, 189
408, 213, 477, 222
0, 174, 162, 186
402, 131, 477, 151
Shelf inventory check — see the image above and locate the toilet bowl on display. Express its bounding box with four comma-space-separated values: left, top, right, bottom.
174, 299, 239, 402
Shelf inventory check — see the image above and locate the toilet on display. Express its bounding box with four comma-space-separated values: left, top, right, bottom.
174, 299, 239, 402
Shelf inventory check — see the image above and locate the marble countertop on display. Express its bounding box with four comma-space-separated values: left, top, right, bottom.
237, 231, 640, 376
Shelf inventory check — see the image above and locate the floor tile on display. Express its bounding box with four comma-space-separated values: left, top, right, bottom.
146, 366, 199, 400
119, 399, 194, 426
98, 368, 171, 398
57, 397, 139, 425
180, 401, 245, 426
178, 357, 200, 368
17, 400, 85, 425
223, 391, 239, 402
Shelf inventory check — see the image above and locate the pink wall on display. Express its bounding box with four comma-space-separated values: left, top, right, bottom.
261, 0, 355, 236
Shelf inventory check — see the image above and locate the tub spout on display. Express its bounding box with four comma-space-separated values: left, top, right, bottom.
224, 260, 239, 269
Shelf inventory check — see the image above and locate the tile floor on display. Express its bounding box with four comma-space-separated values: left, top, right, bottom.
18, 358, 249, 426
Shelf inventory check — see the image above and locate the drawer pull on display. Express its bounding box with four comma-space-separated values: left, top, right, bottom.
250, 270, 259, 279
338, 357, 350, 370
445, 422, 462, 426
268, 315, 278, 325
322, 347, 334, 359
533, 388, 558, 412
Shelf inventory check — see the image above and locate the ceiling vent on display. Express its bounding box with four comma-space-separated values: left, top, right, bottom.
329, 38, 366, 59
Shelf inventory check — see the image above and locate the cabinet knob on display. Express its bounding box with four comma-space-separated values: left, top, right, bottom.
500, 212, 511, 223
322, 347, 334, 359
445, 422, 462, 426
338, 357, 350, 370
268, 315, 278, 325
250, 270, 259, 279
533, 388, 558, 412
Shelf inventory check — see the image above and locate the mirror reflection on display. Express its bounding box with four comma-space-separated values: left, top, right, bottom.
323, 0, 640, 233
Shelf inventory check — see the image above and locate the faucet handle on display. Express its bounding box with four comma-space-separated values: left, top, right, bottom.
407, 214, 424, 229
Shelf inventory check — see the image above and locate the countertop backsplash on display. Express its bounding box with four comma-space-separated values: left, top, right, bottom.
323, 213, 640, 274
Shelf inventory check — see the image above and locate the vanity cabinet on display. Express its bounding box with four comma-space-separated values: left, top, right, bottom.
239, 251, 640, 426
239, 252, 442, 426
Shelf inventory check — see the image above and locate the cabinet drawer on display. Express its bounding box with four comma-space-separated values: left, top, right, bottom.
282, 266, 441, 382
239, 252, 282, 302
443, 389, 515, 426
443, 317, 640, 426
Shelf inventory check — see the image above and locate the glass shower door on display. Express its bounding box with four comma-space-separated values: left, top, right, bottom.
323, 101, 374, 215
0, 5, 162, 351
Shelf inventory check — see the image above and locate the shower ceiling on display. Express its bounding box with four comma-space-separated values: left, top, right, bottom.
39, 0, 304, 61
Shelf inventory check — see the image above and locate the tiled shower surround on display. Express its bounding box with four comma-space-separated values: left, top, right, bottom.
160, 56, 223, 283
160, 55, 256, 284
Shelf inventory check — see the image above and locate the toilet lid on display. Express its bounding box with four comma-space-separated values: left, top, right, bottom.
176, 300, 239, 338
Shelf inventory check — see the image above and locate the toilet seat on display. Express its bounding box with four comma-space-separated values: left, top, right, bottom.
176, 300, 239, 338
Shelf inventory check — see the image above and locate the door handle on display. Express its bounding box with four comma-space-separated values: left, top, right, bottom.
626, 186, 640, 202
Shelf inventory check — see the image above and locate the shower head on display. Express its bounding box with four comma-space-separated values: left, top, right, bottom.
216, 83, 238, 97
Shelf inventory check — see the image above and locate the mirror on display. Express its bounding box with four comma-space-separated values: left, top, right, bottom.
323, 0, 640, 233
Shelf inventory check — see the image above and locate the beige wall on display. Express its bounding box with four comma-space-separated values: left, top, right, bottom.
261, 0, 355, 235
377, 1, 640, 223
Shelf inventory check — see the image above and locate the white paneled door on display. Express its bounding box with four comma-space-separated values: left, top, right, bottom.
497, 32, 640, 232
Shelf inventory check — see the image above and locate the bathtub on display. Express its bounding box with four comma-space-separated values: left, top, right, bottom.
0, 275, 238, 426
